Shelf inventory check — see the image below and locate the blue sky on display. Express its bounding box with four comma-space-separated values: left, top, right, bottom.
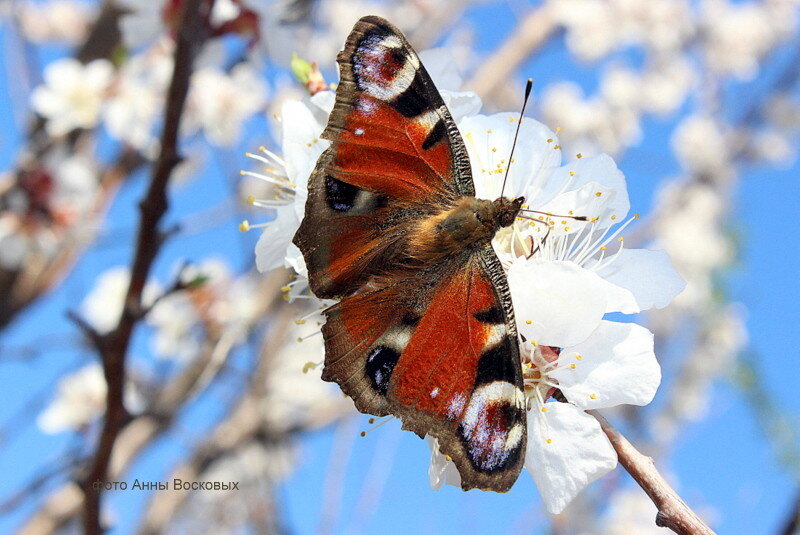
1, 2, 799, 534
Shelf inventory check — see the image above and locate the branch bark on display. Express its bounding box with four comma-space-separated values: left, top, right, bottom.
80, 1, 213, 533
590, 410, 716, 535
18, 270, 288, 535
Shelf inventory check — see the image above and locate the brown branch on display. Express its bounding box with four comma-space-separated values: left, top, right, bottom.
19, 271, 288, 535
589, 410, 716, 535
464, 5, 559, 105
80, 1, 213, 533
136, 305, 352, 534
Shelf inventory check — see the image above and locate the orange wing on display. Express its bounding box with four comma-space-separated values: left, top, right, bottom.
321, 246, 526, 492
293, 16, 473, 299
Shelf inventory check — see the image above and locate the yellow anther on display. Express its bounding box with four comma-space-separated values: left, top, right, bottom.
302, 362, 316, 373
238, 220, 251, 232
541, 406, 548, 412
239, 170, 246, 176
610, 214, 618, 220
576, 355, 583, 360
569, 170, 575, 176
281, 285, 292, 292
487, 129, 493, 133
555, 126, 562, 132
259, 145, 267, 151
547, 138, 553, 143
546, 438, 553, 444
617, 236, 624, 241
590, 394, 597, 400
295, 319, 307, 325
599, 246, 607, 251
570, 363, 577, 369
531, 340, 539, 346
525, 320, 532, 324
492, 147, 497, 152
564, 226, 571, 231
445, 455, 453, 462
576, 153, 583, 158
595, 192, 603, 197
553, 144, 561, 149
634, 213, 641, 219
246, 195, 255, 205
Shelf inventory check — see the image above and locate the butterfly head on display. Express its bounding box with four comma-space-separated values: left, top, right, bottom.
492, 196, 525, 228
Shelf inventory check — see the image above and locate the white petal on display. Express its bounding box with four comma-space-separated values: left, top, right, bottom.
535, 154, 629, 225
458, 113, 561, 200
280, 99, 330, 188
553, 321, 661, 409
440, 89, 483, 122
255, 209, 298, 273
507, 259, 607, 348
525, 402, 617, 514
593, 248, 686, 310
426, 436, 462, 490
419, 48, 463, 91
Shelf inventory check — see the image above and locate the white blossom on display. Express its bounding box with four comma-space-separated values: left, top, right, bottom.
31, 58, 114, 137
186, 63, 268, 147
37, 363, 144, 434
81, 266, 161, 335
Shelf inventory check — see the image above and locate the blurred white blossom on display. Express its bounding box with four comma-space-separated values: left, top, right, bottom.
17, 0, 94, 45
38, 363, 144, 433
31, 58, 114, 137
81, 266, 161, 334
186, 63, 268, 147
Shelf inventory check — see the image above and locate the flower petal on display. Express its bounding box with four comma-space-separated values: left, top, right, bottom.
458, 113, 561, 200
255, 209, 298, 273
534, 154, 629, 227
441, 89, 483, 122
280, 98, 330, 190
419, 48, 463, 91
507, 259, 607, 347
593, 248, 686, 310
553, 321, 661, 410
426, 436, 462, 490
525, 402, 617, 514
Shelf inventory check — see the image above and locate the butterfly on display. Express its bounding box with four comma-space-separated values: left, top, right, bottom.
293, 15, 528, 492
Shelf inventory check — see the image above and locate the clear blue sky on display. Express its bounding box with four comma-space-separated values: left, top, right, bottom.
0, 2, 798, 534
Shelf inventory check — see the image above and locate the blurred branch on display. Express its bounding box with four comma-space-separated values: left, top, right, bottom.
590, 411, 716, 535
779, 492, 800, 535
0, 149, 144, 329
18, 270, 289, 534
79, 1, 214, 533
137, 306, 352, 534
465, 5, 558, 106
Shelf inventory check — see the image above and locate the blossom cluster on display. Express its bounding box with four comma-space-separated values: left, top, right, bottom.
245, 52, 685, 513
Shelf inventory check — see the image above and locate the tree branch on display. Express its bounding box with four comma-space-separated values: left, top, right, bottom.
80, 1, 213, 533
589, 410, 716, 535
465, 5, 559, 105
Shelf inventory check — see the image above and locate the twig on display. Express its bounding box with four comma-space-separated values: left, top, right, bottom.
589, 410, 716, 535
464, 5, 559, 103
18, 270, 289, 535
80, 1, 213, 533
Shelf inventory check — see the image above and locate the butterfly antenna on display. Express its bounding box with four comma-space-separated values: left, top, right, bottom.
499, 78, 534, 199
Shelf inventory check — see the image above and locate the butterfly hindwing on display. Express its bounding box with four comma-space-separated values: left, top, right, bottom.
293, 15, 473, 299
321, 245, 526, 492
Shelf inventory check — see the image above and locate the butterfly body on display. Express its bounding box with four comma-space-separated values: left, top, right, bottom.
294, 16, 528, 492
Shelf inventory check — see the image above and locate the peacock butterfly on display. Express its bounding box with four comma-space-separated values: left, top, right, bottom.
293, 15, 528, 492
